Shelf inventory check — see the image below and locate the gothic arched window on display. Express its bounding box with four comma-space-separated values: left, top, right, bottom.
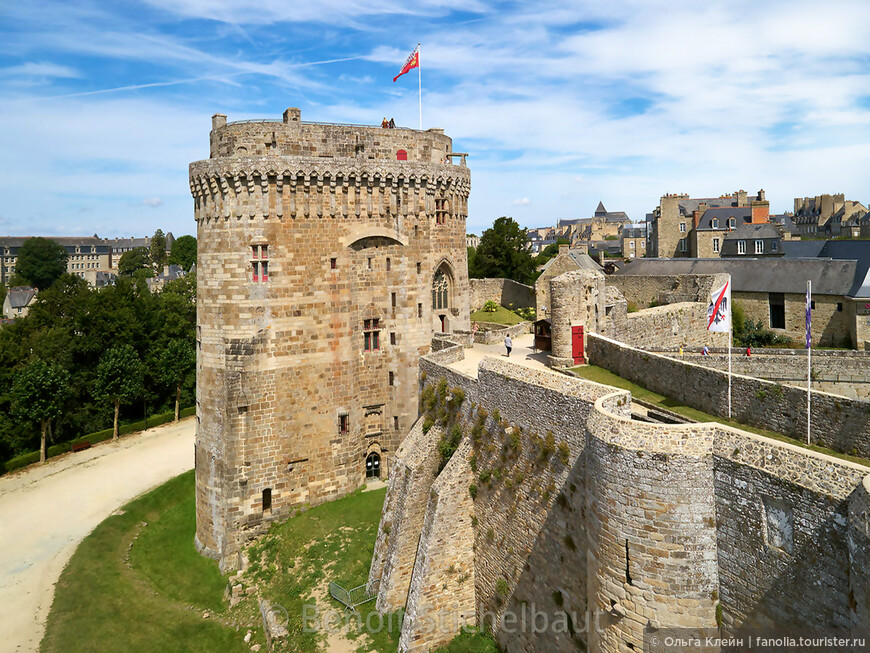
432, 270, 450, 310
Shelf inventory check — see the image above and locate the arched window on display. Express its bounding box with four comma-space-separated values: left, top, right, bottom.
432, 270, 450, 310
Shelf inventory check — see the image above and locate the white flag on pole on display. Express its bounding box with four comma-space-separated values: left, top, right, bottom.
707, 279, 731, 333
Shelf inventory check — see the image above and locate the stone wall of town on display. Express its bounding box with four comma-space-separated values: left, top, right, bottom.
607, 273, 727, 308
587, 333, 870, 457
549, 269, 606, 367
469, 278, 535, 311
608, 301, 729, 350
192, 109, 471, 569
677, 350, 870, 400
471, 320, 532, 345
733, 290, 853, 348
371, 346, 870, 651
398, 438, 476, 653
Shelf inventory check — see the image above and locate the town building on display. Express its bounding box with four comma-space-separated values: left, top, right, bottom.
620, 223, 647, 259
465, 233, 480, 249
190, 108, 471, 569
2, 286, 37, 319
793, 194, 867, 236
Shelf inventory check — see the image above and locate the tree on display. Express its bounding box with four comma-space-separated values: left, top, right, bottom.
93, 345, 144, 439
155, 339, 195, 421
150, 229, 167, 271
14, 238, 68, 290
470, 217, 536, 284
11, 359, 69, 462
118, 247, 150, 276
168, 235, 197, 271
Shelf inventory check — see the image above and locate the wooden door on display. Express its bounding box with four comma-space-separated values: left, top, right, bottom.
572, 326, 585, 365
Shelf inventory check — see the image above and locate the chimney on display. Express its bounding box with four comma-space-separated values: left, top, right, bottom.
558, 244, 570, 255
736, 189, 748, 206
751, 199, 770, 224
212, 114, 227, 130
576, 243, 589, 256
598, 250, 605, 266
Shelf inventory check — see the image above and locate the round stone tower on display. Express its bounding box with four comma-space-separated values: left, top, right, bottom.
190, 108, 471, 568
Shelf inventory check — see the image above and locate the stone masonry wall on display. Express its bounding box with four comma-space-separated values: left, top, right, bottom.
588, 333, 870, 458
608, 301, 729, 350
469, 278, 535, 312
471, 320, 532, 345
371, 418, 444, 612
734, 290, 852, 348
398, 438, 476, 653
374, 345, 870, 652
678, 350, 870, 400
607, 273, 725, 308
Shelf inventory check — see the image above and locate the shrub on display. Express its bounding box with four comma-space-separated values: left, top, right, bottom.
557, 442, 571, 465
479, 470, 492, 484
469, 484, 478, 500
483, 300, 499, 313
508, 431, 521, 451
469, 454, 477, 472
422, 417, 434, 434
437, 424, 464, 473
450, 386, 466, 408
496, 578, 509, 596
626, 301, 638, 313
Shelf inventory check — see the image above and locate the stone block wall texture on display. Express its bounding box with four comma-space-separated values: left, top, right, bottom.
471, 320, 532, 345
369, 417, 442, 609
678, 350, 870, 400
607, 273, 726, 309
192, 109, 471, 568
607, 301, 729, 350
535, 252, 588, 316
398, 438, 476, 653
586, 394, 719, 651
549, 269, 606, 366
588, 333, 870, 458
375, 348, 870, 651
734, 290, 853, 348
469, 278, 535, 312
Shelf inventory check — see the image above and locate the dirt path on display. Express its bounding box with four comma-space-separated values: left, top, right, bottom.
0, 418, 196, 653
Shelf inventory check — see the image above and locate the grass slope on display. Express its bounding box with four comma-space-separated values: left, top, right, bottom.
42, 470, 249, 653
571, 364, 870, 466
470, 306, 525, 325
43, 472, 498, 652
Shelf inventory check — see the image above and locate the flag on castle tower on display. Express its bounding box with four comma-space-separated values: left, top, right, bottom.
707, 279, 731, 332
393, 46, 420, 82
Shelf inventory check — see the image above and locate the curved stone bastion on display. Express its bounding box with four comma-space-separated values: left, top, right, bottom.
369, 342, 870, 652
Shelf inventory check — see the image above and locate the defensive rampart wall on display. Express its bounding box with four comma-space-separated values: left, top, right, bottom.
371, 346, 870, 651
469, 278, 535, 312
588, 333, 870, 458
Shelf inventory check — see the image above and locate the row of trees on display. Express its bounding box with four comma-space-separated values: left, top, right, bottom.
0, 272, 196, 463
118, 232, 197, 278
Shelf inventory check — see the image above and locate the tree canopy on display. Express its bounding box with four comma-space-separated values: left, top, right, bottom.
118, 247, 150, 276
468, 216, 536, 284
14, 238, 68, 290
93, 344, 144, 438
11, 359, 70, 462
535, 238, 571, 267
168, 235, 197, 271
150, 229, 167, 271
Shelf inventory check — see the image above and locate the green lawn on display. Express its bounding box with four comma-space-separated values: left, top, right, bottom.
571, 364, 870, 467
470, 305, 525, 326
43, 472, 495, 652
42, 471, 252, 653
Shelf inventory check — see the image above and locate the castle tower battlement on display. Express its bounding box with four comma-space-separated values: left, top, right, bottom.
191, 108, 471, 569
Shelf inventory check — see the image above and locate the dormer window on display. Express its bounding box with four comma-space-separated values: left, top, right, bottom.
711, 219, 719, 229
679, 222, 686, 233
728, 218, 736, 229
251, 244, 269, 282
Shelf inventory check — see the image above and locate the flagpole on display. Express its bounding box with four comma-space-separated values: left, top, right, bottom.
728, 274, 732, 420
417, 43, 422, 131
807, 280, 812, 444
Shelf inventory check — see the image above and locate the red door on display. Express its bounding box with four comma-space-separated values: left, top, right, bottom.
572, 326, 585, 365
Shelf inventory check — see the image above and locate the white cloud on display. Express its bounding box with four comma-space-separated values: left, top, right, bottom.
142, 197, 165, 207
512, 197, 530, 206
0, 62, 79, 78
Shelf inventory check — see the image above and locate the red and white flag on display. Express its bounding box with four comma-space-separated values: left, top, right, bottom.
707, 278, 731, 332
393, 46, 420, 82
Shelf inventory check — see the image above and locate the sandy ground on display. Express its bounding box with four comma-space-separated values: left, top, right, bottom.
447, 332, 553, 377
0, 418, 195, 653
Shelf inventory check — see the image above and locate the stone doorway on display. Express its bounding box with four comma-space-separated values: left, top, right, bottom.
365, 452, 381, 478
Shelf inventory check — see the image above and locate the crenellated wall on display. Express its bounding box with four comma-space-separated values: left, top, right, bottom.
372, 346, 870, 651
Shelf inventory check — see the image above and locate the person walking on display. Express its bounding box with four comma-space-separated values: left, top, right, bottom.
701, 344, 709, 356
504, 334, 512, 357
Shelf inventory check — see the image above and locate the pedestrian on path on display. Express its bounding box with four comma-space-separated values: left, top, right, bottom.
504, 334, 512, 357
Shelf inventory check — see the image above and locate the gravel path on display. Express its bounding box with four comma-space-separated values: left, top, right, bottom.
0, 418, 195, 653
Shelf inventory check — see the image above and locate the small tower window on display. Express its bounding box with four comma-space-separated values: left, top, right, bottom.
262, 488, 272, 514
386, 257, 391, 271
432, 270, 450, 310
364, 318, 381, 351
435, 197, 449, 225
389, 371, 395, 386
330, 258, 337, 269
339, 413, 349, 434
251, 245, 269, 282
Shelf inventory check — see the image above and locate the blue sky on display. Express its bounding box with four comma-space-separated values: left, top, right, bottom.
2, 0, 869, 238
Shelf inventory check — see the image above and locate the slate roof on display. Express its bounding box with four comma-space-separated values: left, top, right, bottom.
678, 196, 737, 216
7, 287, 37, 308
613, 258, 861, 296
538, 249, 602, 274
781, 241, 826, 258
695, 207, 751, 230
722, 223, 781, 241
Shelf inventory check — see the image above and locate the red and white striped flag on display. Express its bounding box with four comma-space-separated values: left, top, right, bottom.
393, 46, 420, 82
